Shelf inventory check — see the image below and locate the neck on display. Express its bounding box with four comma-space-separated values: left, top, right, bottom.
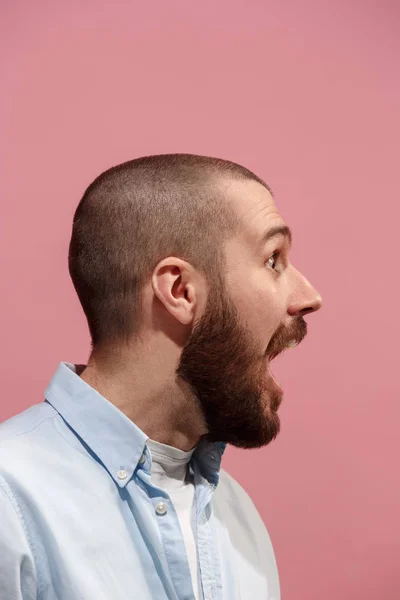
78, 346, 207, 452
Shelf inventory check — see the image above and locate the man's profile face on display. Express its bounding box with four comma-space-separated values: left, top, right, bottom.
176, 180, 322, 449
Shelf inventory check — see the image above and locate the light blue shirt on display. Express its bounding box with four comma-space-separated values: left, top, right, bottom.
0, 361, 280, 600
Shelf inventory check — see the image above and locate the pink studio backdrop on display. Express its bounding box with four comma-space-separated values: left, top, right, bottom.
1, 1, 399, 598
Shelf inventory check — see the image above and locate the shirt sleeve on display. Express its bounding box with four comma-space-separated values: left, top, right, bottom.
0, 479, 37, 600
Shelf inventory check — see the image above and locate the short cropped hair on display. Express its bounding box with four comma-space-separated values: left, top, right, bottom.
68, 153, 269, 350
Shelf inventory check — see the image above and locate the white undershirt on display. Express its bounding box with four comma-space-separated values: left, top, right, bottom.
146, 438, 200, 600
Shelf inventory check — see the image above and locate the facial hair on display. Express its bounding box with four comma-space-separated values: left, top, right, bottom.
176, 279, 307, 450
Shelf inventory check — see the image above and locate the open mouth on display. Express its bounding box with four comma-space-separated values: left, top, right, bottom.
266, 360, 283, 393
265, 339, 299, 393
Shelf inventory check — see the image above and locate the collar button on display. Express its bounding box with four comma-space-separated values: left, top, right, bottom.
155, 502, 167, 516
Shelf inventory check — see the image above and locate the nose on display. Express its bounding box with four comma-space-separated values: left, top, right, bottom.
287, 267, 323, 317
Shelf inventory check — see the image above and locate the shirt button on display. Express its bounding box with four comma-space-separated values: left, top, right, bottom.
117, 469, 128, 480
155, 501, 167, 516
138, 451, 146, 465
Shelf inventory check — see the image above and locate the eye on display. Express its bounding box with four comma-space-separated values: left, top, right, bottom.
265, 251, 282, 272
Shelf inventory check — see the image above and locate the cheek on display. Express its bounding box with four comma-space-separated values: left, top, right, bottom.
256, 288, 282, 340
235, 277, 282, 341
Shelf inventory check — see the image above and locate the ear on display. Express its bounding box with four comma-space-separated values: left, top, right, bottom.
151, 257, 198, 326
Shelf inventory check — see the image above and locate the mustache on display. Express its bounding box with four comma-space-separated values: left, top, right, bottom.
267, 316, 308, 361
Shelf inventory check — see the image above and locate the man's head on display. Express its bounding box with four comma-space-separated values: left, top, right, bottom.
69, 154, 322, 449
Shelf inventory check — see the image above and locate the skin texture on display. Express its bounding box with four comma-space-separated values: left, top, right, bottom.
80, 178, 323, 451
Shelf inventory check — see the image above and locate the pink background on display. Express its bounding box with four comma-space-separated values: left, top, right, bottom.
1, 1, 399, 598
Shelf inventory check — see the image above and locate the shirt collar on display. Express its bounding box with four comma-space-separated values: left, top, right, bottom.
44, 362, 227, 488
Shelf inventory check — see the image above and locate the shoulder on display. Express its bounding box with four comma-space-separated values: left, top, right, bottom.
0, 402, 58, 476
215, 467, 280, 597
218, 467, 263, 513
216, 467, 272, 533
0, 402, 56, 441
216, 467, 279, 559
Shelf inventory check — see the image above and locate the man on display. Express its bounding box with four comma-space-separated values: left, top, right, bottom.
0, 154, 322, 599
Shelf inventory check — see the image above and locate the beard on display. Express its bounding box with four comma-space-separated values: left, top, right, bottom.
175, 276, 307, 450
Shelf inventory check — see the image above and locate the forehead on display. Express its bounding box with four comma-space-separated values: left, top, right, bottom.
223, 179, 287, 247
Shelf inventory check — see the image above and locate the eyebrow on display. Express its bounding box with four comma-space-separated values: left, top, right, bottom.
261, 225, 293, 249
